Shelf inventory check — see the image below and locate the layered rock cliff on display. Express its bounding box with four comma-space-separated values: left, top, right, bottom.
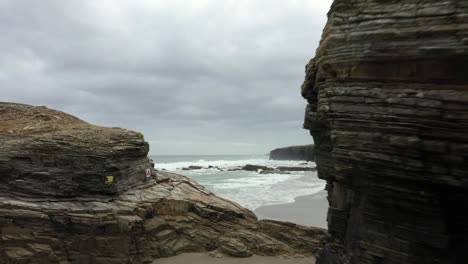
302, 1, 468, 263
0, 103, 149, 197
269, 145, 315, 161
0, 103, 326, 264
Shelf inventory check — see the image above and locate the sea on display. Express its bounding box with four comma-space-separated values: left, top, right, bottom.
150, 154, 326, 210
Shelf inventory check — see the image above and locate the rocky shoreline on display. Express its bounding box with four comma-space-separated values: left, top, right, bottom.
0, 103, 326, 263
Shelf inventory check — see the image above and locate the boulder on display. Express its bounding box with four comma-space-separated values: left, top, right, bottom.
269, 145, 314, 161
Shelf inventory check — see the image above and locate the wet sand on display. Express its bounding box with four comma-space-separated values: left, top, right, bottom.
154, 253, 315, 264
254, 191, 328, 229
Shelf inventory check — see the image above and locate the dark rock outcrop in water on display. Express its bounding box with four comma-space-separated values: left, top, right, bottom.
302, 1, 468, 263
240, 164, 315, 174
241, 164, 274, 171
276, 166, 316, 172
0, 103, 326, 263
269, 145, 314, 161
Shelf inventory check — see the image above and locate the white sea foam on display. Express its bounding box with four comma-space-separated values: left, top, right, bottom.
155, 158, 315, 171
153, 156, 325, 210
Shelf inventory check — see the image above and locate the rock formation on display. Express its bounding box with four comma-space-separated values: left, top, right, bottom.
0, 103, 149, 197
241, 164, 274, 171
302, 1, 468, 263
0, 103, 326, 264
269, 145, 315, 161
240, 164, 315, 174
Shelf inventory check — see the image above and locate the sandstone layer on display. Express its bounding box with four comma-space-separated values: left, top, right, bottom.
0, 103, 326, 264
269, 145, 315, 161
0, 103, 149, 197
302, 1, 468, 263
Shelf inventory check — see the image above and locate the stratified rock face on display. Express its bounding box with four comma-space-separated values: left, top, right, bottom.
0, 171, 327, 264
0, 103, 327, 263
302, 1, 468, 264
0, 103, 150, 197
269, 145, 315, 161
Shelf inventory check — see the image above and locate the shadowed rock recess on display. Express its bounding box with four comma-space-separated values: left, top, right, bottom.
0, 103, 326, 264
302, 1, 468, 264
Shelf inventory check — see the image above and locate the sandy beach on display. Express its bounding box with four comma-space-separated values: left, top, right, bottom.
154, 253, 315, 264
254, 190, 328, 229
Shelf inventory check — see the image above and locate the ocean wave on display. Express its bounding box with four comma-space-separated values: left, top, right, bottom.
215, 183, 326, 210
214, 173, 298, 189
154, 158, 315, 171
153, 156, 323, 210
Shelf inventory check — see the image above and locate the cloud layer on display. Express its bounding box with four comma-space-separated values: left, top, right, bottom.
0, 0, 332, 154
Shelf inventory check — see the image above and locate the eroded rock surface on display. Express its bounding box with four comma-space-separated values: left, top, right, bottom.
0, 103, 150, 197
302, 1, 468, 263
0, 103, 327, 264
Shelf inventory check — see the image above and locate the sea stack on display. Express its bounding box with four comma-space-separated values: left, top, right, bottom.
0, 103, 326, 263
302, 1, 468, 263
269, 145, 315, 161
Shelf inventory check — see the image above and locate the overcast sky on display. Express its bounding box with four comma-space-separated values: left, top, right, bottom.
1, 0, 331, 155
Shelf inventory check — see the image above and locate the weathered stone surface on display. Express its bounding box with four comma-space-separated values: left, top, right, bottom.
0, 172, 327, 263
0, 103, 327, 263
302, 1, 468, 263
218, 237, 253, 258
269, 145, 315, 161
0, 103, 150, 197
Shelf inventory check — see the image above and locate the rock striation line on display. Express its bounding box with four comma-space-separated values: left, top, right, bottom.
302, 1, 468, 263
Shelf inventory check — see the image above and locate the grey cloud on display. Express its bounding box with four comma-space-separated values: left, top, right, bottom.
0, 0, 332, 154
